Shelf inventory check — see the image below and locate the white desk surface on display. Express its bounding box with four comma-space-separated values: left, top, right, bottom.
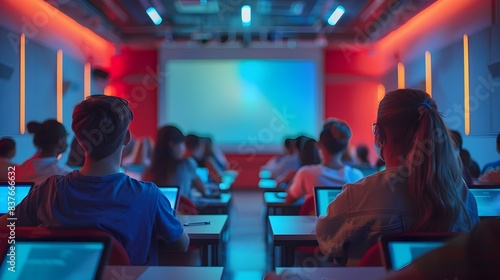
269, 215, 317, 241
275, 267, 387, 280
104, 266, 224, 280
178, 215, 228, 240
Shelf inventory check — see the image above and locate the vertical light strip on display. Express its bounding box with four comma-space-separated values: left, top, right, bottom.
20, 34, 26, 134
56, 49, 63, 123
84, 63, 91, 99
397, 62, 405, 89
463, 34, 470, 135
377, 84, 386, 101
425, 51, 432, 97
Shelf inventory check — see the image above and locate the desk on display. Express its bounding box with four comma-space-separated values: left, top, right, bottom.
275, 267, 387, 280
263, 192, 303, 215
103, 266, 224, 280
160, 215, 228, 266
268, 215, 318, 267
194, 193, 232, 214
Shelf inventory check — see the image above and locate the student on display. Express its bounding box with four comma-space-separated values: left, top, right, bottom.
477, 167, 500, 184
315, 89, 479, 266
16, 119, 72, 186
450, 130, 480, 182
269, 136, 303, 180
481, 133, 500, 174
276, 137, 320, 188
285, 119, 364, 204
66, 136, 85, 168
261, 138, 295, 172
143, 126, 211, 199
450, 130, 474, 186
0, 95, 189, 265
0, 137, 16, 180
354, 144, 372, 168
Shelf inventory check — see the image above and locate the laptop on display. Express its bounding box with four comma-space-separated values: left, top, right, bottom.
219, 170, 238, 191
0, 182, 34, 215
379, 234, 453, 271
158, 186, 180, 216
313, 186, 343, 217
196, 167, 209, 184
0, 236, 111, 280
468, 185, 500, 218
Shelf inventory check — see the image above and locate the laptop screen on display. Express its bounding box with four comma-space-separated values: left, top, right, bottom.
0, 240, 107, 280
314, 186, 343, 217
379, 234, 455, 271
196, 168, 209, 184
469, 185, 500, 217
386, 241, 444, 270
0, 182, 33, 214
158, 186, 180, 216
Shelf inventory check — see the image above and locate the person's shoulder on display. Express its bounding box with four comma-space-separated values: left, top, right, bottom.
344, 165, 364, 178
342, 168, 389, 190
479, 169, 500, 184
182, 157, 198, 169
297, 164, 322, 176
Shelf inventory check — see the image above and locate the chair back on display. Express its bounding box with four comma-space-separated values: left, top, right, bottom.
1, 227, 131, 266
178, 195, 198, 215
299, 195, 315, 216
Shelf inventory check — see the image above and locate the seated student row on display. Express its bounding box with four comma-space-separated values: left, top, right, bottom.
264, 89, 480, 267
0, 89, 485, 269
0, 95, 190, 265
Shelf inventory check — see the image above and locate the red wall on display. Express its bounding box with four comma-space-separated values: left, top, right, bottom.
324, 49, 380, 165
109, 48, 159, 139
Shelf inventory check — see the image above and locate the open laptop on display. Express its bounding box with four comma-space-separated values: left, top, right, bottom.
313, 186, 343, 217
0, 236, 111, 280
0, 182, 34, 215
468, 185, 500, 218
219, 170, 238, 191
158, 186, 180, 216
379, 234, 453, 271
196, 167, 209, 184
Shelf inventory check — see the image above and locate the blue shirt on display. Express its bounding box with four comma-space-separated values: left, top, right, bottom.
16, 171, 184, 265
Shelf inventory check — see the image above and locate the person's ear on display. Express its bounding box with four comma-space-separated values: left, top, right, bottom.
375, 130, 385, 147
124, 130, 131, 146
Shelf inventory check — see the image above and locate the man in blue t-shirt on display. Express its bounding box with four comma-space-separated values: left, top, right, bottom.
0, 95, 189, 265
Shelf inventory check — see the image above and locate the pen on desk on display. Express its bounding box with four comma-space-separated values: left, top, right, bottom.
183, 221, 211, 226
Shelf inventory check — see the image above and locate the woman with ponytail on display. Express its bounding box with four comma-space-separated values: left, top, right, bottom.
316, 89, 479, 266
16, 119, 72, 186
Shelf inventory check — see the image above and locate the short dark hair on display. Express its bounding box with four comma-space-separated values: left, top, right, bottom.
356, 144, 369, 163
319, 118, 352, 155
0, 137, 15, 157
72, 95, 133, 161
185, 134, 200, 150
27, 120, 67, 151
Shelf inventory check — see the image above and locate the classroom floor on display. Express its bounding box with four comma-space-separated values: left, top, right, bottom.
223, 190, 268, 279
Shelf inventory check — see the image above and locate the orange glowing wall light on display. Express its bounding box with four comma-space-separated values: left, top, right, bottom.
20, 33, 25, 134
463, 34, 470, 136
3, 0, 115, 67
84, 63, 91, 99
56, 49, 63, 123
425, 51, 432, 97
397, 63, 405, 89
377, 84, 385, 102
374, 0, 489, 76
